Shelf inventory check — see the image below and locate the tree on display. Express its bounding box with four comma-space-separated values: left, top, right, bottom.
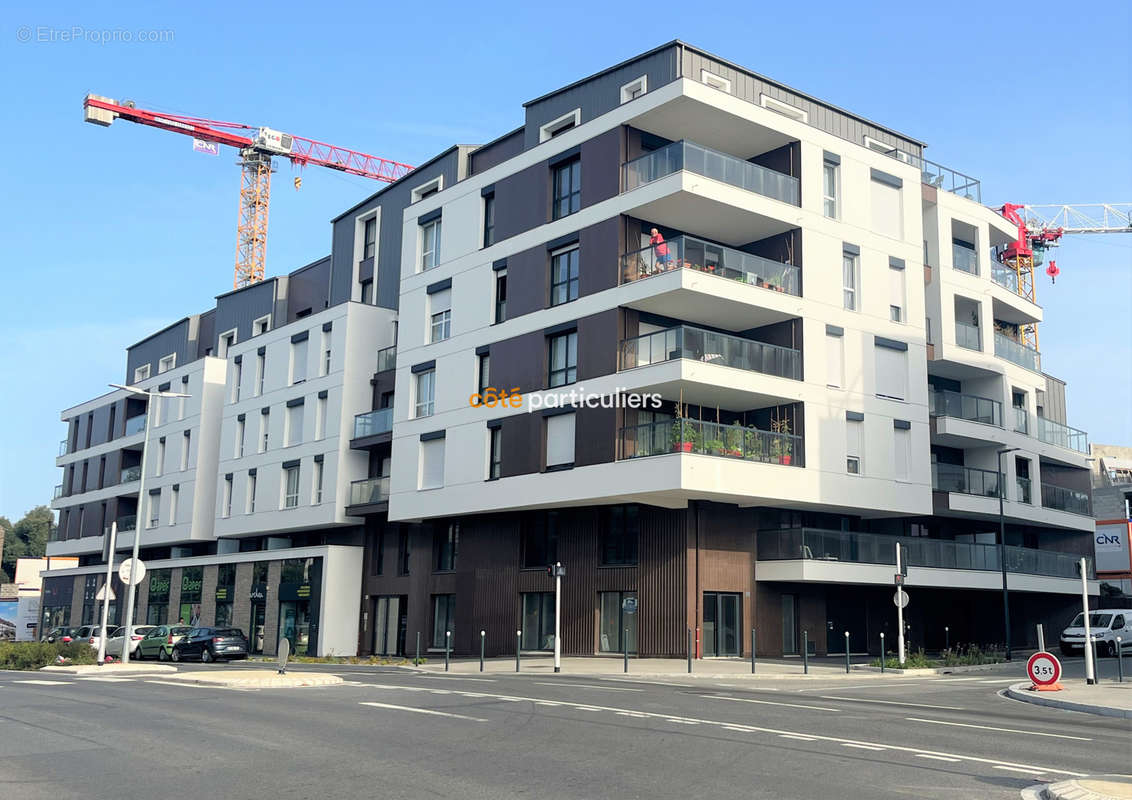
0, 516, 12, 583
0, 506, 54, 581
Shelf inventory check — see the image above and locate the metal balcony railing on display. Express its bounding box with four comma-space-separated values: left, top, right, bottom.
59, 439, 69, 457
121, 465, 142, 484
124, 414, 147, 436
53, 484, 63, 500
618, 418, 802, 466
619, 234, 800, 295
878, 148, 982, 202
622, 140, 800, 206
376, 346, 397, 373
932, 463, 1000, 498
619, 325, 801, 381
929, 390, 1001, 427
1041, 483, 1092, 516
955, 321, 982, 351
756, 528, 1092, 579
994, 332, 1041, 372
349, 476, 390, 506
992, 265, 1019, 292
1035, 416, 1089, 454
353, 408, 393, 439
116, 515, 137, 533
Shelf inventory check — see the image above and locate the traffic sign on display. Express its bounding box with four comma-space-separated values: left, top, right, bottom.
622, 596, 638, 615
95, 584, 116, 602
119, 558, 147, 586
1026, 651, 1062, 687
893, 589, 909, 609
894, 573, 904, 587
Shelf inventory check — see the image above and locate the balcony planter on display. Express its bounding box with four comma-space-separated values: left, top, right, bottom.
725, 426, 744, 458
743, 429, 765, 462
704, 438, 726, 456
670, 419, 697, 453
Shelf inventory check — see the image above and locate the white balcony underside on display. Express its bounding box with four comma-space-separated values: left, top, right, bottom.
934, 490, 1094, 532
621, 267, 800, 331
931, 416, 1089, 469
617, 359, 803, 411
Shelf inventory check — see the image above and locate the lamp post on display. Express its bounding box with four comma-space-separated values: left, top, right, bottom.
997, 447, 1019, 661
108, 382, 190, 665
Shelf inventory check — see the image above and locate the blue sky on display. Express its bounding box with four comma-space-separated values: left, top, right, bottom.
1, 1, 1129, 520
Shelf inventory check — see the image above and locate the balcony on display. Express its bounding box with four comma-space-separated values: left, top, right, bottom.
121, 465, 142, 484
619, 325, 801, 381
1016, 476, 1032, 505
879, 148, 981, 202
992, 264, 1019, 293
994, 332, 1041, 372
619, 418, 802, 466
376, 346, 396, 373
1035, 417, 1088, 454
116, 515, 137, 533
954, 321, 981, 351
929, 390, 1001, 427
932, 463, 999, 498
1012, 406, 1029, 434
1041, 483, 1091, 516
623, 140, 800, 207
619, 235, 799, 296
952, 243, 979, 275
349, 476, 390, 507
353, 408, 393, 439
757, 528, 1092, 580
124, 414, 147, 436
53, 484, 63, 500
59, 439, 69, 457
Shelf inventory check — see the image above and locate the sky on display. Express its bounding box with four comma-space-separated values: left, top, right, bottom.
0, 0, 1129, 521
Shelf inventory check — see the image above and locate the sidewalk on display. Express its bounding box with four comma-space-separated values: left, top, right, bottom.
1042, 775, 1132, 800
40, 662, 176, 676
168, 669, 344, 689
1006, 680, 1132, 719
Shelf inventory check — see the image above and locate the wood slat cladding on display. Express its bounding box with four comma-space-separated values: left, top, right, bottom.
689, 502, 758, 656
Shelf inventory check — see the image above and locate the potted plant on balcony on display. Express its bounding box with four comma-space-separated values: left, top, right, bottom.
772, 418, 794, 465
670, 418, 697, 453
704, 437, 725, 456
725, 425, 744, 457
744, 428, 765, 462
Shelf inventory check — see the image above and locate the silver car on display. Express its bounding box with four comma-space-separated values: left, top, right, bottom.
104, 625, 156, 657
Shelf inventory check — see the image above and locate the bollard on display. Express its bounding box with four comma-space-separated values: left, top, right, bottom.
880, 632, 886, 674
480, 630, 485, 672
945, 626, 950, 653
415, 631, 421, 667
1117, 637, 1124, 683
1093, 635, 1101, 681
623, 627, 629, 674
844, 631, 851, 674
751, 628, 757, 675
445, 631, 451, 671
802, 630, 809, 675
687, 628, 693, 674
516, 630, 521, 673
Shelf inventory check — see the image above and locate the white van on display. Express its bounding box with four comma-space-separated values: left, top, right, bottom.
1059, 610, 1132, 657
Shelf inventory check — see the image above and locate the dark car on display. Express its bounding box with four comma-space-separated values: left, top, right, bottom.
42, 626, 75, 644
171, 627, 249, 663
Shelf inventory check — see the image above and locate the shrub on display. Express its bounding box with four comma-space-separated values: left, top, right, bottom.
0, 641, 98, 670
870, 648, 936, 669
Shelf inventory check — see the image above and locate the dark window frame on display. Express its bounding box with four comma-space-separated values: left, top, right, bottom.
483, 193, 495, 248
433, 523, 459, 573
431, 594, 455, 649
520, 511, 558, 568
477, 353, 491, 394
547, 331, 578, 388
552, 158, 581, 220
549, 246, 580, 306
494, 270, 507, 324
363, 217, 377, 260
600, 506, 640, 566
488, 427, 502, 480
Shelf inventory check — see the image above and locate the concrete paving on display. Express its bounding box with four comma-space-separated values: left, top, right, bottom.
1006, 680, 1132, 719
164, 668, 344, 688
40, 662, 177, 675
1045, 774, 1132, 800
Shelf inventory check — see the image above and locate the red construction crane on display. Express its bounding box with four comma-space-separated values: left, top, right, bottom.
83, 94, 414, 289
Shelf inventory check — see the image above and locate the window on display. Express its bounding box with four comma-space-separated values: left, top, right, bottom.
429, 289, 451, 343
290, 337, 308, 384
539, 108, 580, 142
434, 524, 459, 572
253, 316, 271, 336
419, 438, 445, 489
235, 418, 245, 458
482, 193, 495, 247
494, 269, 507, 323
521, 512, 558, 567
231, 360, 242, 403
315, 396, 327, 440
254, 352, 265, 396
952, 237, 978, 275
521, 592, 555, 650
842, 250, 859, 311
218, 329, 237, 358
412, 176, 443, 202
159, 354, 176, 374
620, 75, 647, 103
320, 330, 331, 377
700, 69, 731, 92
153, 394, 163, 427
875, 344, 908, 401
547, 332, 577, 387
285, 403, 304, 446
420, 218, 442, 271
415, 370, 435, 418
156, 439, 166, 477
283, 465, 300, 509
870, 174, 904, 239
397, 528, 410, 575
312, 460, 323, 504
847, 418, 863, 475
169, 485, 178, 526
894, 425, 911, 481
431, 594, 455, 649
178, 377, 188, 420
181, 431, 190, 470
222, 476, 233, 517
545, 413, 575, 469
823, 156, 839, 218
760, 94, 807, 122
599, 591, 637, 654
550, 246, 579, 305
134, 364, 150, 383
147, 492, 160, 529
826, 331, 844, 389
360, 279, 373, 304
259, 410, 270, 452
601, 506, 639, 566
890, 263, 906, 323
477, 353, 490, 394
488, 426, 502, 479
370, 529, 384, 575
363, 217, 377, 259
552, 160, 581, 219
247, 473, 257, 513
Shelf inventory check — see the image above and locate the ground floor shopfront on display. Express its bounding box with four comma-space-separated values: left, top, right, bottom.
40, 544, 362, 657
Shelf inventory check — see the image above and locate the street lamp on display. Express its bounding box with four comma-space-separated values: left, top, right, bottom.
108, 382, 190, 665
997, 447, 1019, 661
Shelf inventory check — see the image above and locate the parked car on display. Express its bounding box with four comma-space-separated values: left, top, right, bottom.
42, 626, 75, 644
72, 624, 115, 651
1060, 610, 1132, 657
172, 627, 249, 663
136, 625, 193, 661
104, 625, 156, 657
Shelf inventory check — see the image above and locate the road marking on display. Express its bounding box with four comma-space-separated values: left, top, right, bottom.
930, 677, 985, 682
993, 765, 1046, 775
667, 719, 699, 725
13, 679, 72, 686
779, 734, 816, 741
356, 683, 1086, 777
723, 725, 753, 732
797, 682, 928, 692
915, 754, 961, 762
819, 695, 964, 710
699, 694, 840, 713
77, 677, 136, 682
534, 682, 642, 692
360, 701, 487, 722
418, 675, 496, 682
977, 678, 1023, 684
905, 717, 1092, 741
841, 743, 886, 751
534, 701, 563, 707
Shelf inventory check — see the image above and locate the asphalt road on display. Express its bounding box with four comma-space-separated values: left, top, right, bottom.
1, 658, 1128, 800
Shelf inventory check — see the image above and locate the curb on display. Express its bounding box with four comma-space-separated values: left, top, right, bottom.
164, 671, 344, 689
1043, 775, 1132, 800
853, 663, 1013, 676
1004, 682, 1132, 720
40, 663, 177, 675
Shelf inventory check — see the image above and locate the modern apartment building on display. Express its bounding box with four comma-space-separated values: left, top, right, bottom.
45, 41, 1098, 660
1090, 443, 1132, 600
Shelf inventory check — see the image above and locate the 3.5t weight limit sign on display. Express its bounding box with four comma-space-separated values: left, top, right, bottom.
1026, 651, 1062, 687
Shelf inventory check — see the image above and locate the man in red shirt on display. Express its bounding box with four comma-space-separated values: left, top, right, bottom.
649, 228, 671, 273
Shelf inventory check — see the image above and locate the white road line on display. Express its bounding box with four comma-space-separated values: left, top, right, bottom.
13, 679, 72, 686
905, 717, 1092, 742
667, 719, 699, 725
779, 734, 816, 741
356, 683, 1086, 777
930, 677, 985, 682
993, 765, 1047, 775
360, 701, 487, 722
77, 677, 136, 682
842, 743, 886, 751
723, 725, 753, 732
418, 675, 497, 682
699, 695, 840, 713
534, 682, 642, 692
819, 695, 964, 711
797, 682, 928, 692
915, 754, 961, 762
977, 679, 1024, 684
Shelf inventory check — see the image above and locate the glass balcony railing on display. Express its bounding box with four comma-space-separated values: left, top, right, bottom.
877, 148, 982, 202
756, 528, 1092, 579
619, 325, 802, 381
353, 408, 393, 439
1013, 406, 1029, 434
952, 243, 979, 275
116, 515, 137, 533
349, 476, 390, 506
121, 465, 142, 484
1041, 483, 1091, 516
53, 484, 63, 500
929, 390, 1001, 427
992, 265, 1019, 292
622, 140, 801, 206
954, 321, 982, 351
376, 346, 397, 373
124, 414, 147, 436
932, 463, 1000, 498
618, 418, 802, 466
619, 234, 800, 295
1035, 416, 1089, 454
1016, 476, 1032, 505
994, 332, 1041, 372
59, 439, 69, 457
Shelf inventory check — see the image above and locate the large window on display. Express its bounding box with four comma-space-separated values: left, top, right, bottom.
488, 426, 502, 479
285, 403, 303, 447
599, 591, 637, 654
483, 193, 495, 247
434, 523, 459, 572
875, 344, 908, 401
477, 353, 490, 394
823, 156, 839, 218
146, 569, 171, 625
521, 592, 555, 651
601, 506, 639, 566
494, 269, 507, 324
290, 337, 308, 384
420, 218, 442, 271
552, 159, 581, 219
521, 512, 558, 568
550, 246, 579, 306
415, 370, 435, 418
419, 438, 445, 490
846, 418, 863, 475
429, 289, 451, 343
283, 465, 300, 508
363, 217, 377, 259
843, 250, 859, 311
547, 332, 577, 388
545, 413, 575, 469
431, 594, 455, 649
